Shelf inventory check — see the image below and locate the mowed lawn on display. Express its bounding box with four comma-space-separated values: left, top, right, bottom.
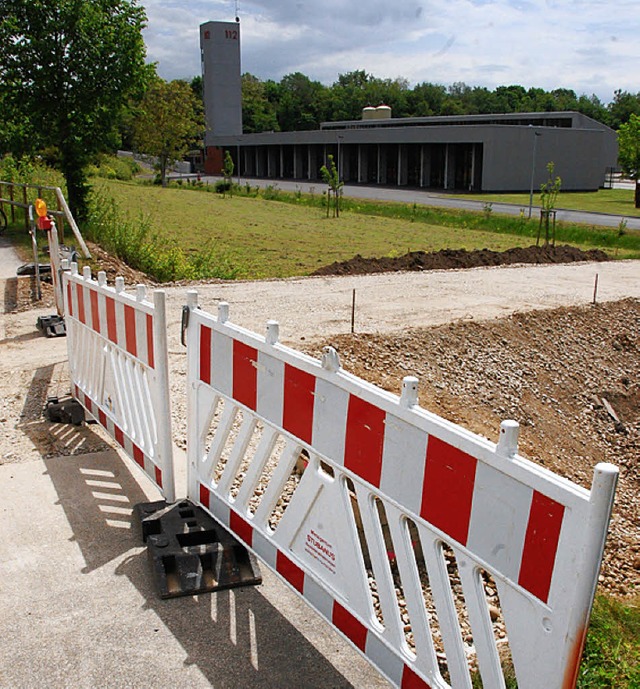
100, 180, 624, 279
450, 188, 640, 217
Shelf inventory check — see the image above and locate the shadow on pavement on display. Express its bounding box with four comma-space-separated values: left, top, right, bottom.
26, 372, 355, 689
43, 446, 355, 688
3, 276, 17, 312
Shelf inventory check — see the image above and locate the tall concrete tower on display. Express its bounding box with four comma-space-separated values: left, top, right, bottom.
200, 20, 242, 173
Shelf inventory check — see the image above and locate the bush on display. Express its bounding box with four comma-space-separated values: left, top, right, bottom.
214, 180, 232, 194
85, 186, 239, 282
85, 154, 139, 182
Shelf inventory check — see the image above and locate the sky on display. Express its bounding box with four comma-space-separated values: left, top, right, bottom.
140, 0, 639, 104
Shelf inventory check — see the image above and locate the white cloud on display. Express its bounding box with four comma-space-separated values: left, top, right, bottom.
139, 0, 639, 101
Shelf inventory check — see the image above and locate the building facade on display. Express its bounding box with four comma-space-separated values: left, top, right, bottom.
200, 21, 618, 192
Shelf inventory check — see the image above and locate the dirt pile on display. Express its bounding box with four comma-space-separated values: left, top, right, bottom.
312, 244, 610, 276
304, 298, 640, 600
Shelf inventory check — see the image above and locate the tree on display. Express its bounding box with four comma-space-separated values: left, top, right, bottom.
538, 162, 562, 246
608, 90, 640, 129
242, 73, 279, 133
133, 79, 204, 187
617, 114, 640, 208
221, 150, 234, 197
277, 72, 328, 131
320, 154, 343, 218
0, 0, 148, 220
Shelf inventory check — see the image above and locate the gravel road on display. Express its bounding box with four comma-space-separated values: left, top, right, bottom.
162, 259, 640, 348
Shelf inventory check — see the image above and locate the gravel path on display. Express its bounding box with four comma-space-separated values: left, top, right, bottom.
162, 259, 640, 348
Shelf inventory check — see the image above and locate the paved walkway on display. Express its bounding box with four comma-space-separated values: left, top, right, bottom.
0, 236, 24, 279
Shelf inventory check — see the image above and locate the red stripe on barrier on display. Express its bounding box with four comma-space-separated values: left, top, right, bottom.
114, 425, 124, 447
76, 284, 85, 324
146, 313, 154, 369
106, 297, 117, 343
402, 666, 433, 689
98, 409, 107, 427
133, 444, 144, 468
199, 325, 212, 384
67, 282, 73, 317
332, 601, 368, 652
230, 511, 254, 548
124, 304, 137, 357
199, 483, 211, 510
90, 288, 100, 332
84, 396, 93, 414
420, 436, 477, 546
344, 395, 386, 488
155, 466, 162, 488
276, 551, 305, 593
518, 491, 565, 603
283, 364, 315, 444
233, 340, 258, 410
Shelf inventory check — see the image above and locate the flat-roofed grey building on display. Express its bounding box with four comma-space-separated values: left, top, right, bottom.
200, 20, 617, 191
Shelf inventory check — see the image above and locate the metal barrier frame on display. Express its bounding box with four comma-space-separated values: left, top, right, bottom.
63, 264, 175, 501
0, 179, 90, 257
183, 292, 617, 689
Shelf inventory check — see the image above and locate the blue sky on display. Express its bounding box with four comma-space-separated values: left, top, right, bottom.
140, 0, 638, 103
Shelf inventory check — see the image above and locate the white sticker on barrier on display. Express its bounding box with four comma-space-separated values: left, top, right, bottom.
63, 265, 175, 502
184, 293, 617, 689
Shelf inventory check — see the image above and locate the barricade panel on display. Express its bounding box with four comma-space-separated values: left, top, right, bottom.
63, 265, 175, 502
184, 295, 617, 689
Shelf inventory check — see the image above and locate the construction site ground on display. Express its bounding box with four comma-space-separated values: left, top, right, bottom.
1, 238, 639, 687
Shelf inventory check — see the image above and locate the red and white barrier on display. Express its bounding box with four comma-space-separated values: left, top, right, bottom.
63, 265, 175, 502
183, 291, 617, 689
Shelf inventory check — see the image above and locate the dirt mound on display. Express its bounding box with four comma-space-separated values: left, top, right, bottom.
303, 298, 640, 600
85, 241, 153, 285
312, 244, 609, 276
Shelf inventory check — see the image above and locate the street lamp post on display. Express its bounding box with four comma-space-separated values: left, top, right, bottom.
528, 127, 542, 219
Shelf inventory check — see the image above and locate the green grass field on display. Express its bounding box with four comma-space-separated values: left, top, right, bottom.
448, 188, 640, 217
94, 180, 640, 280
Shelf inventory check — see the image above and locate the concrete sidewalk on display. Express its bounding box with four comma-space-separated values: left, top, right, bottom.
0, 448, 389, 688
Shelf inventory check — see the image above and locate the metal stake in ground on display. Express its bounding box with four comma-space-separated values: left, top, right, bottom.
351, 288, 356, 334
593, 273, 599, 305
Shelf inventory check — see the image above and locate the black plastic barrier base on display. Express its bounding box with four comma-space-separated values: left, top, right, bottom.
134, 500, 262, 599
36, 314, 66, 337
45, 396, 85, 425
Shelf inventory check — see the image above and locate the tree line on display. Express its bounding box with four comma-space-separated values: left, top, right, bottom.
241, 70, 640, 134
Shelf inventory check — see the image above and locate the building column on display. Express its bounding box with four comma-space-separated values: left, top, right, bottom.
307, 147, 314, 180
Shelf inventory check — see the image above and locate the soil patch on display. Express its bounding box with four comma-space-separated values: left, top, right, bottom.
312, 244, 609, 276
302, 298, 640, 600
84, 241, 153, 285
